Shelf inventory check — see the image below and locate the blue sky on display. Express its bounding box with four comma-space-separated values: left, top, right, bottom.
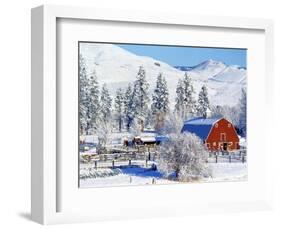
118, 44, 247, 68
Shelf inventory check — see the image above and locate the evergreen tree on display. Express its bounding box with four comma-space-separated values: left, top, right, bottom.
197, 85, 210, 118
123, 83, 134, 131
151, 73, 169, 130
114, 88, 124, 132
182, 72, 197, 119
100, 84, 112, 123
79, 55, 88, 135
238, 88, 247, 136
175, 79, 185, 118
79, 55, 89, 135
145, 108, 154, 129
88, 70, 100, 132
131, 66, 150, 131
79, 56, 101, 135
175, 73, 196, 120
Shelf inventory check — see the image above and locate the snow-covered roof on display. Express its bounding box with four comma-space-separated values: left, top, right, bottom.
184, 117, 221, 125
140, 132, 156, 137
181, 117, 222, 140
140, 136, 156, 142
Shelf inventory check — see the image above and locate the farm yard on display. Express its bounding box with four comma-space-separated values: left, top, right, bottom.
79, 135, 247, 188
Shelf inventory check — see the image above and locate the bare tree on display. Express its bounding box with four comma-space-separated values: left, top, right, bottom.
96, 120, 114, 154
161, 112, 184, 135
157, 132, 211, 182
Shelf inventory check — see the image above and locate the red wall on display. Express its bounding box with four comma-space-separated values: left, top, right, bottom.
206, 118, 239, 151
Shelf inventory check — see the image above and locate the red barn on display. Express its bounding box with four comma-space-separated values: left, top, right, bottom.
181, 117, 239, 151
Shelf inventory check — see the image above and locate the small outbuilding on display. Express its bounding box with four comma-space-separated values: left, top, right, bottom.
181, 117, 239, 151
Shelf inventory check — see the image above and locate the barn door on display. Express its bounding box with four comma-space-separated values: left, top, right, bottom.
223, 143, 228, 151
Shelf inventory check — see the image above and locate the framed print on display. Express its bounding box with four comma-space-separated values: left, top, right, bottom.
78, 42, 247, 189
31, 5, 274, 225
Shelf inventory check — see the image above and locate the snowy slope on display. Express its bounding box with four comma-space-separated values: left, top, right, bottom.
188, 59, 227, 81
80, 43, 246, 107
210, 66, 246, 83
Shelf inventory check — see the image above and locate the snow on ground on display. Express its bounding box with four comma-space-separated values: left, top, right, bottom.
239, 137, 247, 148
79, 162, 247, 188
80, 167, 176, 188
205, 163, 247, 182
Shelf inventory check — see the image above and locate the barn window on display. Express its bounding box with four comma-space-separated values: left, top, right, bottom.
213, 142, 216, 146
228, 123, 231, 128
206, 143, 210, 148
215, 123, 218, 128
220, 133, 226, 141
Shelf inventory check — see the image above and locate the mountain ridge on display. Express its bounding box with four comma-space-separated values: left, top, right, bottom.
80, 43, 246, 107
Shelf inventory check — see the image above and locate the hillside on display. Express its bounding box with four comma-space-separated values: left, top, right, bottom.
80, 43, 246, 107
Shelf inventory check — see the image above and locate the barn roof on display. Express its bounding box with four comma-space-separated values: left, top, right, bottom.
181, 117, 222, 140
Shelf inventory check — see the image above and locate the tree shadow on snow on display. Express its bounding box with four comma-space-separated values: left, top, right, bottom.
119, 167, 164, 179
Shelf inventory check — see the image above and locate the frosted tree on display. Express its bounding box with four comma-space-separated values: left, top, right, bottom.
145, 108, 154, 129
212, 105, 240, 127
175, 79, 185, 118
130, 119, 142, 137
114, 88, 124, 132
96, 120, 114, 154
175, 73, 196, 120
99, 84, 112, 123
87, 70, 100, 133
79, 55, 89, 135
238, 88, 247, 136
197, 85, 210, 118
182, 73, 197, 119
157, 132, 211, 181
162, 112, 184, 135
131, 66, 150, 131
123, 83, 134, 131
151, 73, 170, 131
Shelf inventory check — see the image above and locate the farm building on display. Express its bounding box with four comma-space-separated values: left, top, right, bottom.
181, 117, 240, 151
123, 130, 169, 146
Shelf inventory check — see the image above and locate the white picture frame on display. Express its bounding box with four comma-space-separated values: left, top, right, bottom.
31, 5, 274, 225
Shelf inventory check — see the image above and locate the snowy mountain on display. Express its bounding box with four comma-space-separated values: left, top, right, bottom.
189, 59, 227, 80
80, 43, 246, 107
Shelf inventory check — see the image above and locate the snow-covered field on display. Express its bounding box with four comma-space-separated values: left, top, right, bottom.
80, 166, 176, 188
206, 163, 247, 182
80, 162, 247, 188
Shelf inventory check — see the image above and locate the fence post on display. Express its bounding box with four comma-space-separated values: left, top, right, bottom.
94, 161, 97, 169
146, 159, 148, 167
129, 159, 131, 166
112, 160, 115, 168
215, 154, 218, 163
229, 155, 231, 163
242, 155, 245, 163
